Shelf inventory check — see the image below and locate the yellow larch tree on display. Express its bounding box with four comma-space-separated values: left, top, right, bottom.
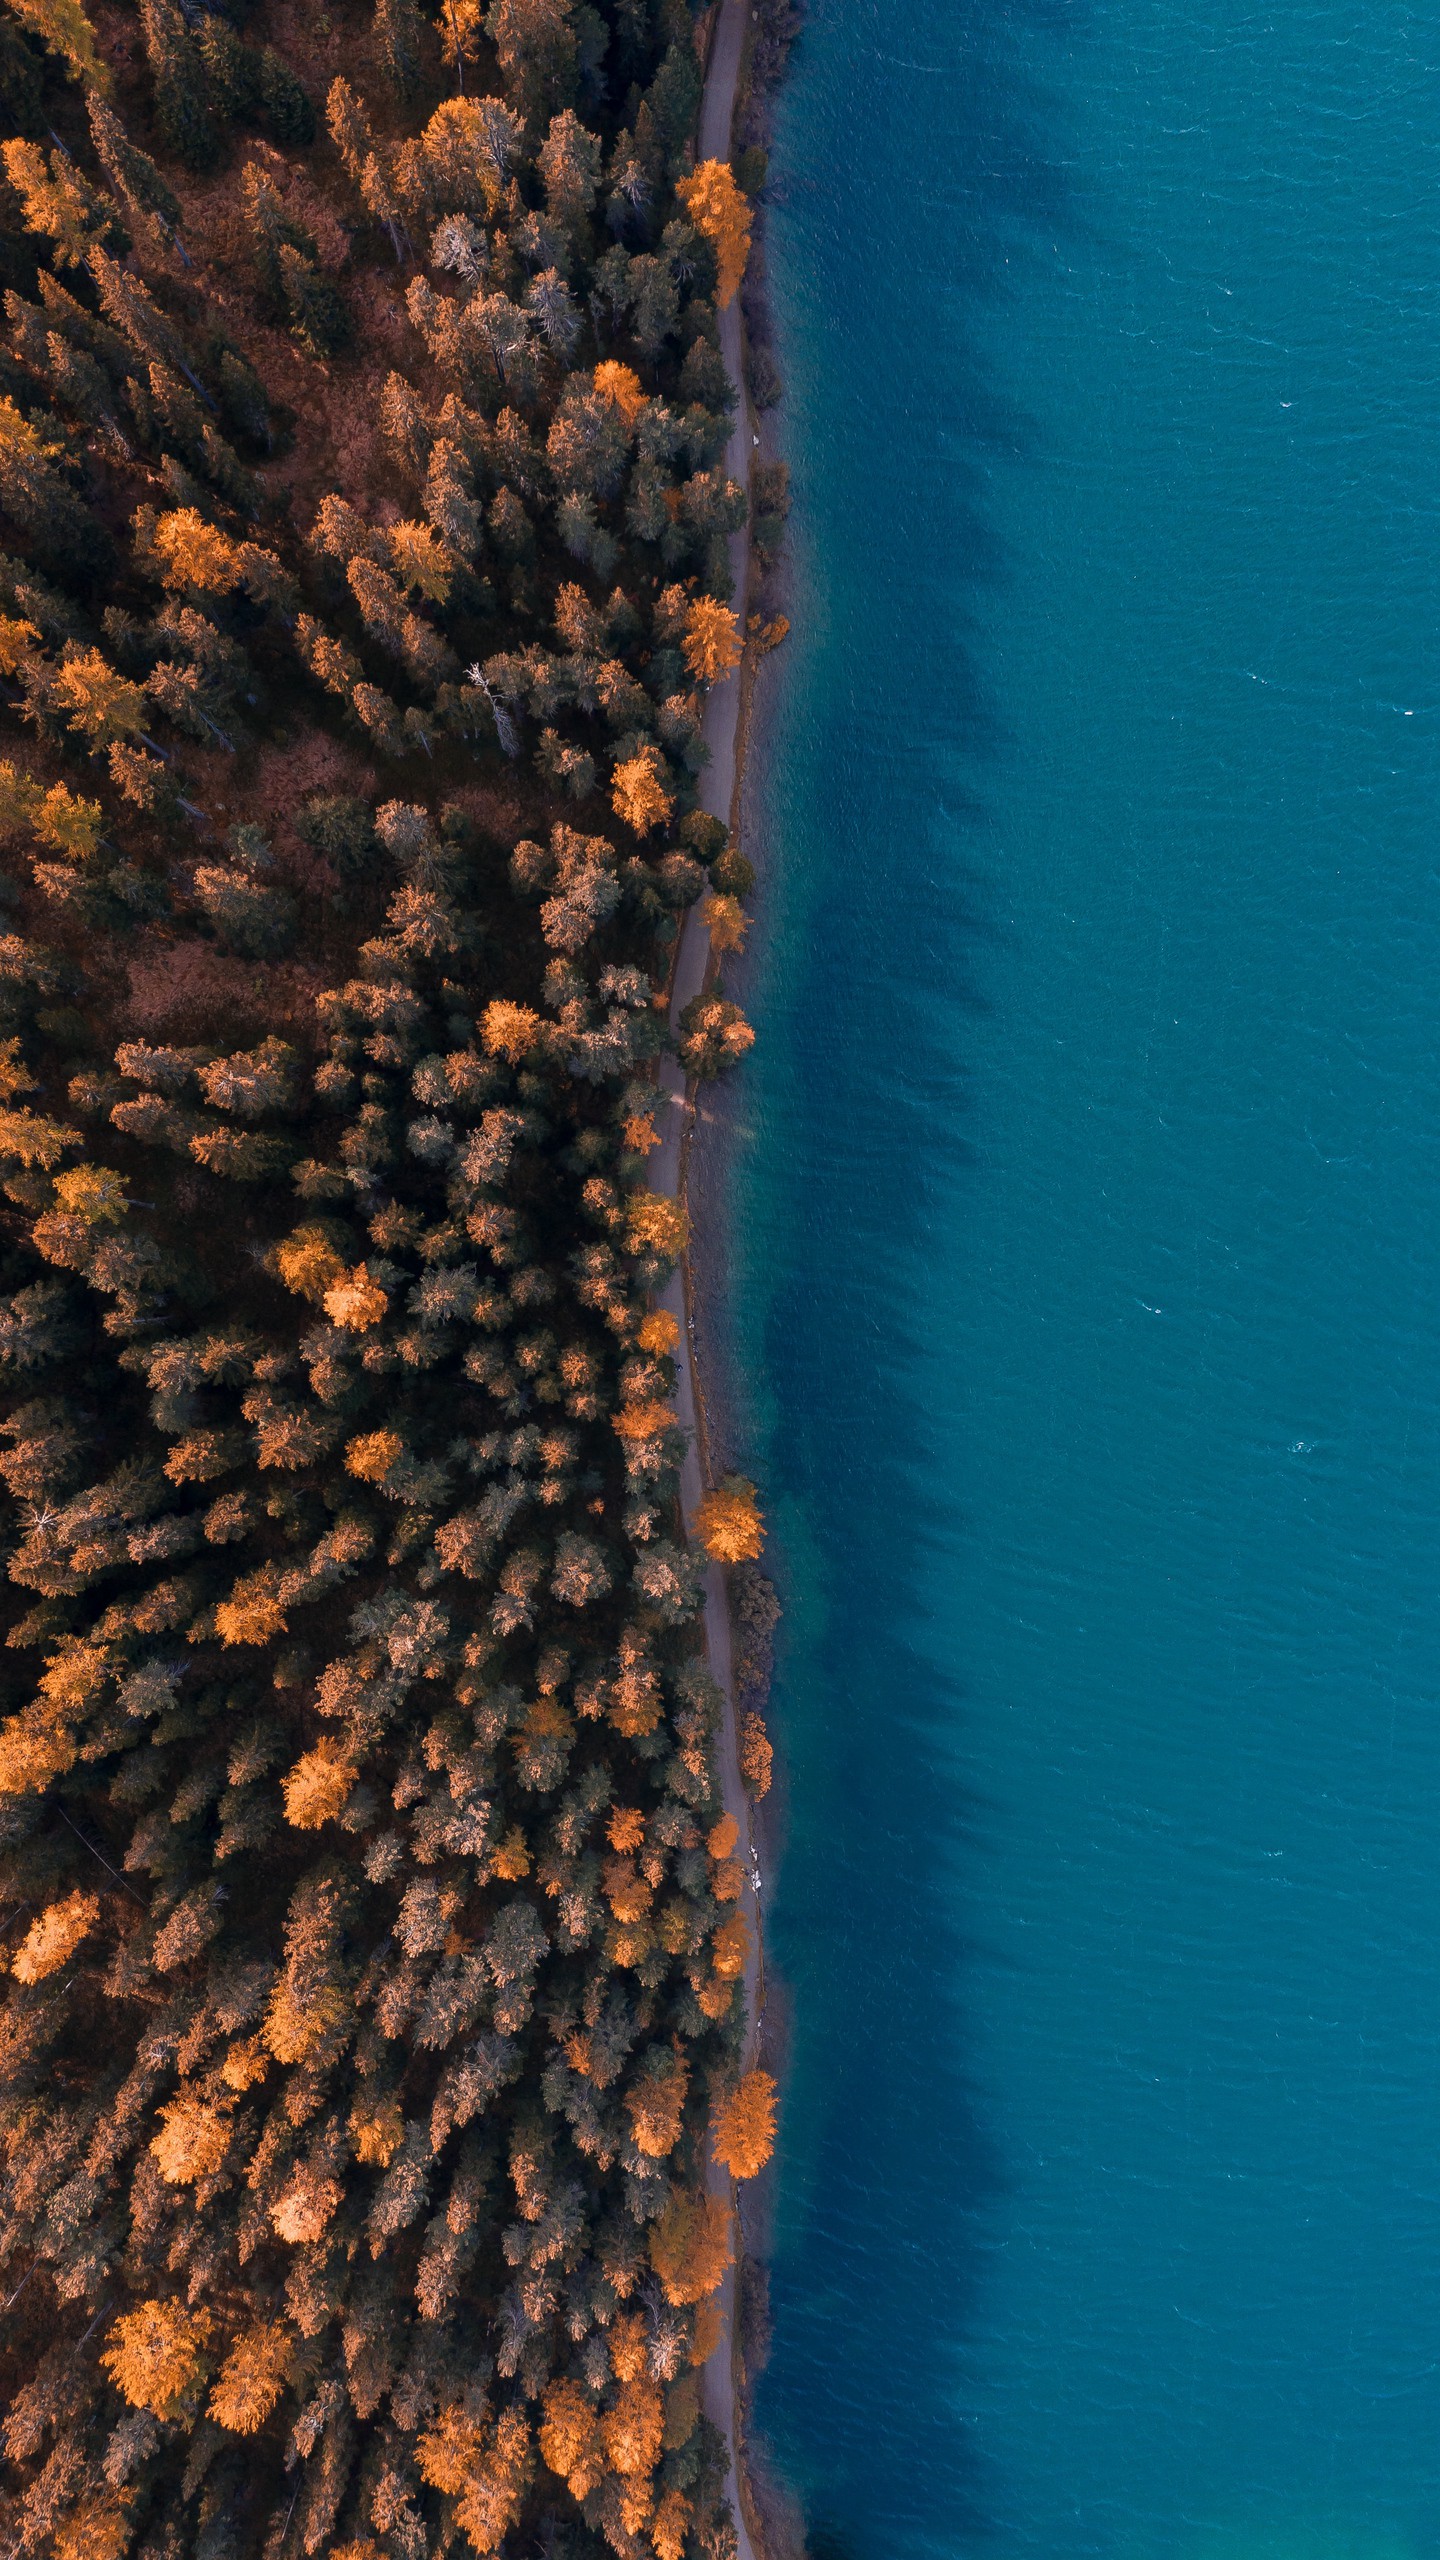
2, 139, 106, 269
6, 0, 108, 89
282, 1740, 358, 1829
52, 2494, 131, 2560
693, 1474, 765, 1562
481, 998, 542, 1060
418, 2405, 487, 2498
53, 649, 145, 749
149, 509, 244, 593
710, 1908, 749, 1981
273, 1225, 347, 1301
653, 2487, 693, 2560
263, 1971, 348, 2068
349, 2093, 404, 2165
711, 2068, 778, 2179
703, 890, 748, 952
270, 2165, 342, 2244
150, 2094, 231, 2186
625, 1107, 662, 1155
208, 2323, 292, 2434
10, 1889, 99, 1982
101, 2301, 211, 2417
540, 2376, 602, 2498
214, 1567, 289, 1648
54, 1164, 127, 1224
611, 742, 673, 836
323, 1264, 389, 1332
624, 2050, 688, 2157
345, 1429, 403, 1483
648, 2189, 732, 2305
683, 594, 743, 686
455, 2409, 532, 2555
600, 2373, 664, 2482
625, 1190, 687, 1258
389, 518, 454, 601
593, 358, 646, 422
0, 620, 38, 678
739, 1709, 773, 1798
677, 159, 752, 307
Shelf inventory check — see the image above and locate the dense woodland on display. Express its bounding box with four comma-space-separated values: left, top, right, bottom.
0, 0, 779, 2551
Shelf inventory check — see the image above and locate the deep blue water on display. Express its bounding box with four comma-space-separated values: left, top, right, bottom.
732, 1, 1440, 2555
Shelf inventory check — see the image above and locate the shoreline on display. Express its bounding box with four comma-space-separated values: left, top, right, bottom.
649, 1, 785, 2551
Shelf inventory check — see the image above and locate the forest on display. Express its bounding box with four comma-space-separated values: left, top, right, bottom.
0, 0, 775, 2552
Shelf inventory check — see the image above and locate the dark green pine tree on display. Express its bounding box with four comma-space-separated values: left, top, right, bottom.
257, 45, 316, 147
278, 242, 349, 360
87, 95, 184, 250
140, 0, 220, 172
375, 0, 425, 99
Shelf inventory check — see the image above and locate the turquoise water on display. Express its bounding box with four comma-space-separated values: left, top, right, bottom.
733, 0, 1440, 2554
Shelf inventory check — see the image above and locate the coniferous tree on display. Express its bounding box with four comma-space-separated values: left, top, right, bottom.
375, 0, 426, 100
0, 11, 767, 2552
87, 94, 182, 248
5, 0, 107, 92
140, 0, 218, 169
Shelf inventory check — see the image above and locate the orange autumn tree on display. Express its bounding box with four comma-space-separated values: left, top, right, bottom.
624, 2048, 688, 2156
10, 1887, 99, 1982
540, 2377, 603, 2499
481, 997, 543, 1060
711, 2068, 778, 2179
677, 158, 752, 308
612, 741, 674, 835
282, 1739, 358, 1828
102, 2302, 211, 2417
207, 2323, 292, 2435
683, 594, 743, 687
594, 358, 646, 423
694, 1473, 765, 1563
150, 2092, 231, 2185
626, 1189, 688, 1259
704, 890, 749, 952
7, 0, 109, 89
149, 508, 244, 593
0, 0, 774, 2546
648, 2188, 732, 2304
739, 1709, 774, 1798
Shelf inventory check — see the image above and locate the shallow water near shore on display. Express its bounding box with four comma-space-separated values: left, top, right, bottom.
729, 0, 1440, 2553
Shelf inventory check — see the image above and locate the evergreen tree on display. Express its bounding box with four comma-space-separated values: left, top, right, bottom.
214, 344, 271, 450
87, 94, 182, 247
141, 0, 218, 170
0, 17, 44, 135
257, 45, 315, 147
375, 0, 426, 100
485, 0, 579, 126
278, 240, 349, 360
0, 395, 111, 575
1, 138, 127, 271
5, 0, 107, 92
0, 0, 767, 2544
195, 15, 260, 126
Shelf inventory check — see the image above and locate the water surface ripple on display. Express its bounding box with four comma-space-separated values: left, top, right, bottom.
733, 0, 1440, 2553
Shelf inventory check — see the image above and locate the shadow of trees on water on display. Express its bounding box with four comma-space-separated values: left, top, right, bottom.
695, 0, 1088, 2550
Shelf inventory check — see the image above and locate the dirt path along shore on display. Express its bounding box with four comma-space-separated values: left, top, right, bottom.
648, 3, 766, 2554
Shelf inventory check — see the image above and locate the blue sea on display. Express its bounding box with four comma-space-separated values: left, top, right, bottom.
728, 0, 1440, 2553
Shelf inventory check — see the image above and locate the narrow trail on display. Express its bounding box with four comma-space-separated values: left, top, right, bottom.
647, 6, 765, 2554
